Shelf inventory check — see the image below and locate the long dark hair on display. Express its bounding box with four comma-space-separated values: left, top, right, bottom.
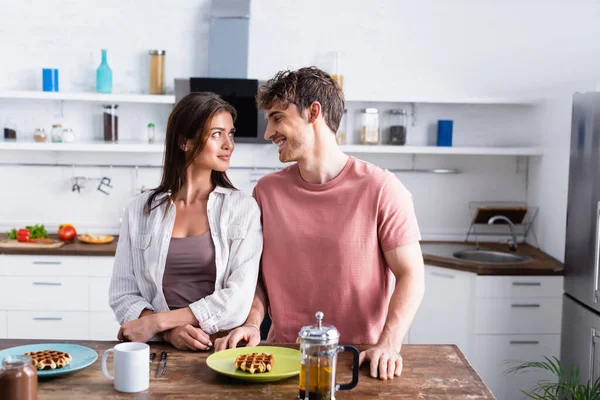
145, 92, 237, 215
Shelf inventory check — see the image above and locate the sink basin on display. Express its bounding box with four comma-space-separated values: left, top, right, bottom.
452, 249, 531, 264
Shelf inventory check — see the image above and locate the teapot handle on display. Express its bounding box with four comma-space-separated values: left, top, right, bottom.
337, 345, 359, 391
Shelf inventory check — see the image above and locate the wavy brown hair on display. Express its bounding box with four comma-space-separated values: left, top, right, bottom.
145, 92, 237, 215
256, 66, 345, 133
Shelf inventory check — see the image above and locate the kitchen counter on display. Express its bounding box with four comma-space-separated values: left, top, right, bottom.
0, 234, 117, 256
421, 241, 564, 275
0, 340, 494, 399
0, 233, 563, 276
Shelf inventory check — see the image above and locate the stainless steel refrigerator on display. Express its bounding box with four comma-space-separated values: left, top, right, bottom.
561, 92, 600, 384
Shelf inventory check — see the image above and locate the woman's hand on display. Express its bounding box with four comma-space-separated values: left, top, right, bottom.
164, 325, 212, 351
117, 314, 161, 343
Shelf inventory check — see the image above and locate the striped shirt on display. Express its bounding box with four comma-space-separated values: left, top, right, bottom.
108, 186, 263, 335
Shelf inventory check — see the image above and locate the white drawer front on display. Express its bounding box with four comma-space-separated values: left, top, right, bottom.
476, 276, 563, 299
0, 311, 6, 338
0, 277, 89, 311
7, 311, 89, 340
471, 334, 560, 400
475, 297, 562, 334
90, 312, 120, 341
90, 277, 111, 312
1, 255, 89, 277
88, 257, 115, 278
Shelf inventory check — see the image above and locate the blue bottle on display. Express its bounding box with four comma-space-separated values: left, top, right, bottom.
96, 49, 113, 93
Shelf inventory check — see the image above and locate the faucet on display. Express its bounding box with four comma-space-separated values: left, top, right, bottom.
488, 215, 518, 251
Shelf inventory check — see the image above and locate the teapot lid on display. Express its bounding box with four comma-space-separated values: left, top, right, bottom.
298, 312, 340, 345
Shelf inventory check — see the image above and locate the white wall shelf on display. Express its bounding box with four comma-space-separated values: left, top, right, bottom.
0, 90, 175, 104
0, 141, 543, 156
344, 94, 539, 105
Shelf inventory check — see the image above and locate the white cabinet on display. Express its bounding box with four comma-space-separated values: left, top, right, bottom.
0, 255, 117, 340
471, 275, 563, 400
0, 311, 6, 338
409, 265, 476, 359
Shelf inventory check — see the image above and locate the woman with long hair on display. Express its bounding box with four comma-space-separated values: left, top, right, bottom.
109, 92, 262, 350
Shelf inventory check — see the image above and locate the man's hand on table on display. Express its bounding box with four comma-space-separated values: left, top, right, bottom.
359, 344, 403, 380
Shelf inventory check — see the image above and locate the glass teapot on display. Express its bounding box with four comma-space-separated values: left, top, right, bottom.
297, 312, 359, 400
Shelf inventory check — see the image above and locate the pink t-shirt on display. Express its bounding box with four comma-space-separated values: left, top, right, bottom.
252, 157, 421, 344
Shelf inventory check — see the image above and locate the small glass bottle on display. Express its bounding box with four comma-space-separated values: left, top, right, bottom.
62, 128, 75, 143
336, 109, 348, 145
3, 120, 17, 140
103, 105, 119, 142
0, 355, 38, 400
33, 128, 47, 143
51, 124, 63, 143
149, 50, 166, 94
388, 109, 408, 145
96, 49, 113, 94
360, 108, 379, 145
147, 123, 155, 143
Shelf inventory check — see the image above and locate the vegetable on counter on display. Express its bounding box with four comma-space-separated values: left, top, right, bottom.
26, 224, 48, 239
6, 224, 49, 241
58, 224, 77, 241
16, 229, 30, 243
7, 228, 17, 240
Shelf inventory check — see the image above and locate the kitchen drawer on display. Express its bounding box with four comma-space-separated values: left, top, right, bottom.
476, 276, 563, 299
0, 277, 89, 311
7, 311, 89, 340
1, 255, 89, 277
475, 297, 562, 334
471, 334, 560, 400
90, 277, 112, 312
0, 311, 6, 338
90, 312, 120, 341
88, 257, 115, 278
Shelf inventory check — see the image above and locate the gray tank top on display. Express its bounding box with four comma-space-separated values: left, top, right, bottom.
162, 231, 217, 310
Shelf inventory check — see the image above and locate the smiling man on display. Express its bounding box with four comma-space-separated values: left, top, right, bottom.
214, 66, 425, 380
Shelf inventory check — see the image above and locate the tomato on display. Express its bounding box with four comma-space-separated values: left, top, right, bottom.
58, 225, 77, 242
16, 229, 30, 243
58, 223, 74, 234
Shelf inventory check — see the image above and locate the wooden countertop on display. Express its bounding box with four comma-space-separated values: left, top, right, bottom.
0, 340, 494, 399
421, 241, 564, 276
0, 233, 563, 276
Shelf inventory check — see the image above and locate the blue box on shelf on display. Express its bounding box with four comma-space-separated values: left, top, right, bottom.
437, 120, 453, 147
42, 68, 59, 92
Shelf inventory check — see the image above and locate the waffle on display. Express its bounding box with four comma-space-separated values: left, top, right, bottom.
24, 350, 72, 370
234, 352, 274, 374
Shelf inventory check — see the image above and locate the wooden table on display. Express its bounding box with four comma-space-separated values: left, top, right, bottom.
0, 340, 494, 399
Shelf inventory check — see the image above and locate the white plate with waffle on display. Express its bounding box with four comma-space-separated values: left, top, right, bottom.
0, 343, 98, 377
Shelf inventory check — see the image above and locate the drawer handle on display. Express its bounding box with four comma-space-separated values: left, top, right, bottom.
511, 303, 541, 308
510, 340, 540, 345
430, 272, 455, 279
33, 317, 63, 321
32, 261, 62, 265
512, 282, 541, 286
32, 282, 62, 286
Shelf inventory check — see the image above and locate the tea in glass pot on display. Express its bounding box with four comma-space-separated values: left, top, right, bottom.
297, 312, 359, 400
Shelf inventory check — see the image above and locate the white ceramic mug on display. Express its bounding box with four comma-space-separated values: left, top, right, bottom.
102, 342, 150, 393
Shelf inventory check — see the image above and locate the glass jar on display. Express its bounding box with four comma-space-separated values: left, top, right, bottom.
62, 128, 75, 143
388, 109, 407, 145
33, 128, 47, 143
360, 108, 379, 145
149, 50, 166, 94
0, 355, 38, 400
51, 124, 63, 143
336, 109, 347, 145
3, 120, 17, 140
103, 105, 119, 142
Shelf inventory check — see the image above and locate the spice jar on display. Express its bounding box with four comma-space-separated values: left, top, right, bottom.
103, 105, 119, 142
336, 109, 347, 145
3, 120, 17, 140
0, 355, 38, 400
62, 128, 75, 143
33, 128, 47, 143
51, 124, 63, 143
147, 123, 155, 143
149, 50, 166, 94
388, 109, 407, 145
360, 108, 379, 145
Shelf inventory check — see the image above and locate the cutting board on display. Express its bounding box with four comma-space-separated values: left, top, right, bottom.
0, 240, 65, 249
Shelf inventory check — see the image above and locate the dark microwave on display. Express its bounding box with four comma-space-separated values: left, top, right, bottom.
174, 78, 267, 143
